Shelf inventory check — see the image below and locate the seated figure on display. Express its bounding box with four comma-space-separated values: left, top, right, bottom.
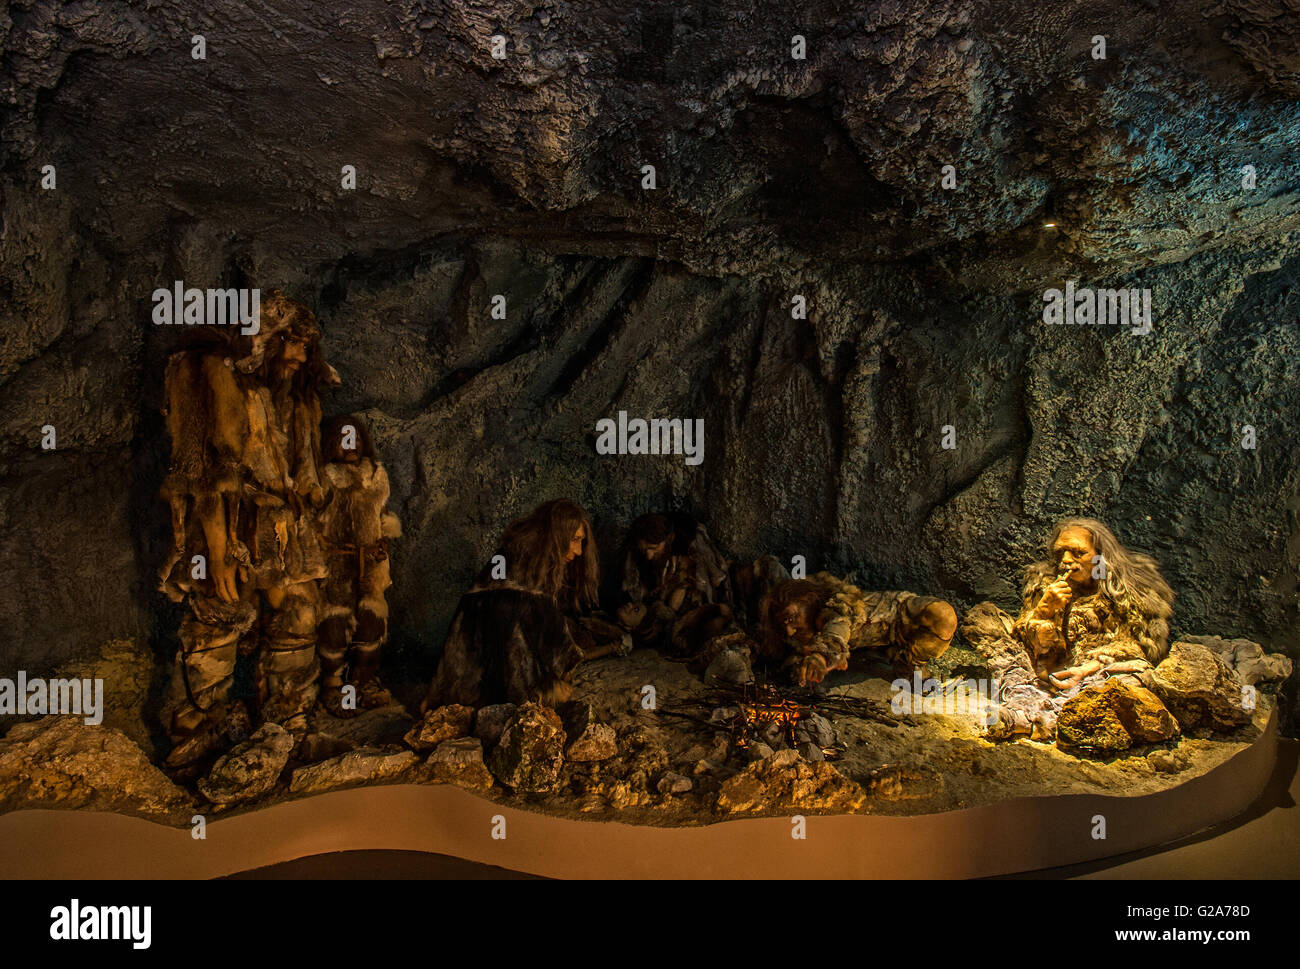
615, 511, 731, 652
962, 517, 1174, 740
425, 498, 622, 709
759, 572, 958, 687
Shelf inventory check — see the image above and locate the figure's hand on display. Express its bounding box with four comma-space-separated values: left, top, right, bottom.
1048, 660, 1100, 692
211, 555, 240, 603
796, 654, 829, 687
1037, 579, 1073, 615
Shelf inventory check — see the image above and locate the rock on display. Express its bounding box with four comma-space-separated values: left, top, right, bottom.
1057, 679, 1180, 753
308, 703, 415, 751
797, 741, 825, 762
1181, 635, 1293, 687
657, 771, 693, 795
404, 704, 473, 752
769, 747, 801, 769
1153, 642, 1253, 732
48, 638, 164, 758
743, 742, 775, 762
1147, 748, 1191, 774
604, 780, 651, 809
709, 706, 741, 724
567, 722, 618, 762
795, 712, 837, 748
297, 732, 353, 763
0, 716, 193, 820
557, 701, 618, 762
692, 733, 733, 774
473, 703, 518, 748
487, 702, 566, 793
425, 737, 495, 792
757, 721, 789, 749
865, 764, 945, 801
198, 723, 295, 807
289, 748, 418, 795
716, 755, 867, 816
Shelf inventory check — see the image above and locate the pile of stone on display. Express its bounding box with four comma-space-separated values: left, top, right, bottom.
0, 716, 194, 821
707, 705, 838, 763
407, 698, 623, 797
716, 748, 868, 816
1056, 637, 1289, 753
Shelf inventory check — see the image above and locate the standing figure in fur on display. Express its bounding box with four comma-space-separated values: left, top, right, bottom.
157, 291, 338, 770
961, 517, 1174, 740
425, 498, 625, 709
316, 414, 401, 717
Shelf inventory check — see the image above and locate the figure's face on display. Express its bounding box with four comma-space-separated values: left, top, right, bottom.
638, 538, 669, 563
781, 604, 813, 643
278, 336, 308, 379
566, 523, 587, 563
1053, 527, 1097, 584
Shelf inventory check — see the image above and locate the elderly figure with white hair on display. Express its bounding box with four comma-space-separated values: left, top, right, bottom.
961, 518, 1175, 741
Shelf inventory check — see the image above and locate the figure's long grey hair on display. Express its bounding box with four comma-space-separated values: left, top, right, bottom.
1024, 517, 1175, 663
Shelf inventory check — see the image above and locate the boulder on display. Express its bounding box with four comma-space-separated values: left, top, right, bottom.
567, 722, 618, 762
558, 701, 619, 762
49, 638, 164, 758
307, 703, 415, 751
289, 748, 418, 795
796, 741, 825, 762
1057, 679, 1180, 752
1153, 642, 1253, 732
1181, 635, 1293, 687
487, 702, 566, 793
1147, 748, 1191, 774
0, 716, 193, 820
404, 704, 473, 752
743, 741, 775, 762
657, 771, 693, 795
795, 711, 837, 748
198, 723, 295, 807
715, 750, 867, 816
472, 703, 518, 748
425, 737, 495, 792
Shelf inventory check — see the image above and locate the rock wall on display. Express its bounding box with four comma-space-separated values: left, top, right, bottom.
1, 0, 1296, 727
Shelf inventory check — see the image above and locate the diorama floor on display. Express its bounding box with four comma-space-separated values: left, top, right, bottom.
224, 738, 1300, 879
0, 640, 1279, 828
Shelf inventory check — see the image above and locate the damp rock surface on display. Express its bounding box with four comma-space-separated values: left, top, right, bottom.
198, 723, 295, 808
405, 704, 474, 751
0, 1, 1295, 740
425, 737, 495, 792
289, 747, 419, 795
1153, 642, 1254, 733
487, 702, 567, 793
1057, 679, 1180, 752
0, 716, 194, 822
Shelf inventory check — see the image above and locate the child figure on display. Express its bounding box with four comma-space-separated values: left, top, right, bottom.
317, 414, 402, 717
